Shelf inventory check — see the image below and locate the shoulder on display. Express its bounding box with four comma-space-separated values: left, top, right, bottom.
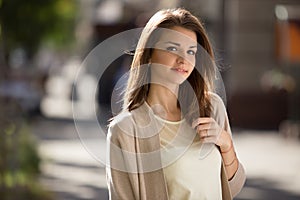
209, 92, 225, 107
208, 92, 227, 114
109, 111, 133, 129
208, 92, 230, 124
107, 105, 147, 141
208, 92, 233, 133
108, 110, 135, 141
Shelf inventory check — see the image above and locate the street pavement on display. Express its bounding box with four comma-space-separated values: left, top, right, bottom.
31, 117, 300, 200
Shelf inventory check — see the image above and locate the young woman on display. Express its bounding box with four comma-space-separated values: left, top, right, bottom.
106, 8, 246, 200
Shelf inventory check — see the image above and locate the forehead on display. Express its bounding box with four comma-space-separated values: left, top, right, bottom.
157, 26, 197, 45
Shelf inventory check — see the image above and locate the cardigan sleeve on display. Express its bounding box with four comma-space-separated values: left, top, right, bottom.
228, 161, 246, 197
106, 108, 169, 200
106, 120, 138, 200
210, 92, 246, 197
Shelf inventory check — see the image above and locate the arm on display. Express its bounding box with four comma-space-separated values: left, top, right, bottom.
214, 95, 246, 197
219, 129, 246, 197
106, 125, 136, 200
193, 93, 246, 197
219, 130, 239, 180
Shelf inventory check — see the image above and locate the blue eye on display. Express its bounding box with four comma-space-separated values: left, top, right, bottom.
166, 46, 177, 51
187, 50, 196, 55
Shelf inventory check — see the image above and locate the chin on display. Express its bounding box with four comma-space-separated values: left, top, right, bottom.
172, 77, 187, 85
178, 79, 187, 85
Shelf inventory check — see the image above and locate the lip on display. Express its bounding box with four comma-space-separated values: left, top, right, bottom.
171, 67, 188, 74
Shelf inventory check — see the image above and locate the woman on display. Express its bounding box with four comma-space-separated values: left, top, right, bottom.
106, 8, 246, 200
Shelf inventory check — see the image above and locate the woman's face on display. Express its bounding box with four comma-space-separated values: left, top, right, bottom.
150, 26, 197, 86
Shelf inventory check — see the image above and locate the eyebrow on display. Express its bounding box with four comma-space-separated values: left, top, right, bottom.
164, 41, 197, 49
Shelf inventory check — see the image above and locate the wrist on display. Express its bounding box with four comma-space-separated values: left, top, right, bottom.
221, 141, 233, 153
224, 157, 237, 167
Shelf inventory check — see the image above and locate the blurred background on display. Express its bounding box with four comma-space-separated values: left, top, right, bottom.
0, 0, 300, 199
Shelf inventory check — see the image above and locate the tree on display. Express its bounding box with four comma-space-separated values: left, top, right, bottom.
0, 0, 78, 79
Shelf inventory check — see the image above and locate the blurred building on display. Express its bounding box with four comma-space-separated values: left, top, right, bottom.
41, 0, 300, 133
181, 0, 300, 130
223, 0, 300, 130
91, 0, 300, 130
40, 0, 177, 120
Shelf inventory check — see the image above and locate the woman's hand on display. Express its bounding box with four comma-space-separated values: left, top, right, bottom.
192, 117, 232, 152
192, 117, 240, 180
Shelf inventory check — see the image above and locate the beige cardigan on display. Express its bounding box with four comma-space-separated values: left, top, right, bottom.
106, 93, 246, 200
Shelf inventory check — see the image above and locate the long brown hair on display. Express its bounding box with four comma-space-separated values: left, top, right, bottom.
123, 8, 216, 123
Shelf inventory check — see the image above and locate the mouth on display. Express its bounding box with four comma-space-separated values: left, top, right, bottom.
171, 67, 188, 74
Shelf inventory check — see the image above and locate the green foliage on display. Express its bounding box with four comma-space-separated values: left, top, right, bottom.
0, 99, 53, 200
0, 0, 78, 57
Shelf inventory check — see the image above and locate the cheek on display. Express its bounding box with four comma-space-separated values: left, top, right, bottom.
187, 56, 196, 66
151, 50, 175, 65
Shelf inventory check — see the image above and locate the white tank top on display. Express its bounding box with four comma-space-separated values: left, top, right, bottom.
156, 116, 222, 200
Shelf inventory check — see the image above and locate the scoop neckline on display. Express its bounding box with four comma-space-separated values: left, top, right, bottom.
144, 101, 185, 125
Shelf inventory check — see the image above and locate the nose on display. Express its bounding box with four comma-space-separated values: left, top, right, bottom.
177, 57, 185, 65
176, 53, 187, 65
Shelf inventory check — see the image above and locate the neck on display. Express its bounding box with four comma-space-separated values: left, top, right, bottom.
147, 84, 180, 114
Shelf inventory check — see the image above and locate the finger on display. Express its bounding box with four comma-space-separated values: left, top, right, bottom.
192, 119, 199, 129
201, 135, 218, 144
198, 130, 209, 138
192, 117, 213, 129
195, 120, 221, 133
196, 121, 219, 132
196, 123, 211, 132
198, 129, 219, 138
